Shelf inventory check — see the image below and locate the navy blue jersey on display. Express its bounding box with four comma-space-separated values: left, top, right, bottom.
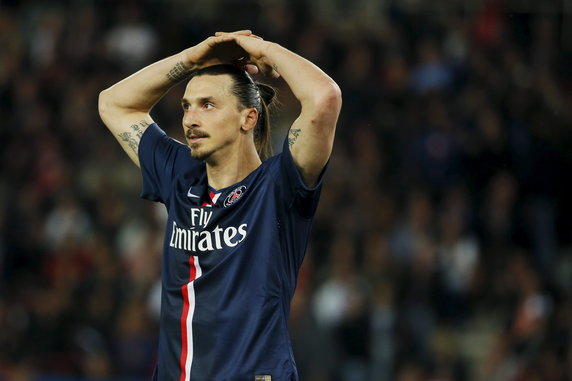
139, 124, 325, 381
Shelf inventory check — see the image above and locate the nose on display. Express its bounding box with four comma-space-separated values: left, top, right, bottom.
183, 109, 200, 129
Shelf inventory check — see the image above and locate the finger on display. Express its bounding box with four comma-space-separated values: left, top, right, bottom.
242, 64, 259, 75
215, 30, 252, 37
267, 68, 280, 78
206, 34, 236, 46
265, 64, 280, 78
257, 63, 280, 78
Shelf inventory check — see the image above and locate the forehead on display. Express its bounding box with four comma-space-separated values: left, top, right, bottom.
184, 74, 234, 100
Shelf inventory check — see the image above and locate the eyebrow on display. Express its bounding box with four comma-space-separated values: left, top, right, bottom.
181, 96, 216, 105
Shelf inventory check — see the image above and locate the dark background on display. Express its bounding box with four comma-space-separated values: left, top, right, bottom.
1, 0, 572, 380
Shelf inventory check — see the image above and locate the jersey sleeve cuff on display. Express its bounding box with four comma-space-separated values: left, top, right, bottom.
139, 123, 167, 202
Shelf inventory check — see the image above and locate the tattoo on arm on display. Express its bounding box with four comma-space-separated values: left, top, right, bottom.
118, 132, 139, 155
129, 121, 146, 139
166, 61, 192, 83
130, 124, 143, 139
288, 128, 301, 148
127, 120, 150, 139
117, 121, 149, 157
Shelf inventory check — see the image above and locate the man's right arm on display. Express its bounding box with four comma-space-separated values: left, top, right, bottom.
98, 31, 254, 167
98, 51, 195, 167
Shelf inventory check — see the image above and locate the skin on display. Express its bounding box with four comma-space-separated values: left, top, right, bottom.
99, 30, 341, 189
181, 74, 261, 188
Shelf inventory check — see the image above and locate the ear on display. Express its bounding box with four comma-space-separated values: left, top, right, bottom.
240, 108, 258, 132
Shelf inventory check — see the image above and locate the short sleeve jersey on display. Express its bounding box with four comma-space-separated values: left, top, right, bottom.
139, 124, 325, 381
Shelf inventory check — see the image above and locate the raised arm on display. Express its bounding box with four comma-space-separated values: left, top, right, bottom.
229, 34, 343, 186
98, 31, 256, 167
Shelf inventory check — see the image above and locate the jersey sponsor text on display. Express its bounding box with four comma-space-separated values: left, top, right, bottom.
169, 220, 247, 252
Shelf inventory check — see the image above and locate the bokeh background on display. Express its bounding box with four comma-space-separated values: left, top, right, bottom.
1, 0, 572, 380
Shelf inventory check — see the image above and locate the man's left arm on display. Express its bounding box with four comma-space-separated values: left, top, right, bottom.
229, 34, 343, 187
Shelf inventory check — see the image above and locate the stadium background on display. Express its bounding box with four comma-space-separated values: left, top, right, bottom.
1, 0, 572, 380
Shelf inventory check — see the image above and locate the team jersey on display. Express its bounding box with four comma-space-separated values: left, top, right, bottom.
139, 123, 325, 381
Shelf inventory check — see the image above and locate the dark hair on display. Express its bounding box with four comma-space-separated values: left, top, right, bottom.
190, 64, 277, 161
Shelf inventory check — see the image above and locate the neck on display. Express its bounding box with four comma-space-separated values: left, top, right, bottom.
205, 140, 262, 190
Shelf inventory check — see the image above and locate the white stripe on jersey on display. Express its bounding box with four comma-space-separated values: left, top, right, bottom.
182, 256, 202, 381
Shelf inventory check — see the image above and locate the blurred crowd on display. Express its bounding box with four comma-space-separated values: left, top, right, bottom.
1, 0, 572, 380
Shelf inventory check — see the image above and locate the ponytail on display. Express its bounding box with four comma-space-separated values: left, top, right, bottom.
254, 83, 278, 161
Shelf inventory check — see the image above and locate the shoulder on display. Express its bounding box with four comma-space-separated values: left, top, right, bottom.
138, 123, 203, 203
140, 123, 188, 152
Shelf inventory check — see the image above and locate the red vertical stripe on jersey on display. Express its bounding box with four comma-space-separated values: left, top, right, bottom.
179, 255, 198, 381
202, 191, 217, 207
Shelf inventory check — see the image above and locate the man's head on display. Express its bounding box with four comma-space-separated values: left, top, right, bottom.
181, 64, 275, 162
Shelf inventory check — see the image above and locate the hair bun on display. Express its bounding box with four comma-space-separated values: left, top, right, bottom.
256, 83, 277, 106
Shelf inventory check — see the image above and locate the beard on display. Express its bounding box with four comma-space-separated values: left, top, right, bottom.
186, 129, 213, 160
186, 129, 236, 162
190, 145, 215, 161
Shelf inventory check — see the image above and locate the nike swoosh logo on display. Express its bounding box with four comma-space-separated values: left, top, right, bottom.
187, 186, 200, 198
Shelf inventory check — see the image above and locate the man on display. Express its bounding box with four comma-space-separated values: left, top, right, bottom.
99, 30, 342, 380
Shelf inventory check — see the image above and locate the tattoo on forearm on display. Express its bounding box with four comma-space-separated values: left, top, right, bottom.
130, 124, 142, 139
288, 128, 301, 148
118, 121, 149, 156
166, 61, 191, 83
118, 131, 139, 155
130, 122, 145, 139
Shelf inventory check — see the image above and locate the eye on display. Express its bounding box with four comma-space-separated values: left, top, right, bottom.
182, 103, 190, 111
203, 102, 214, 110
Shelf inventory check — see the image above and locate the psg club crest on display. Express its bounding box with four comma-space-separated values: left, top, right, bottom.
224, 185, 246, 207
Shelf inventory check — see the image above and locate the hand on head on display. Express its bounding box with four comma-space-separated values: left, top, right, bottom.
187, 30, 279, 78
214, 31, 279, 78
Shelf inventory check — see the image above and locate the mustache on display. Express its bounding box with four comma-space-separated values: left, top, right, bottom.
185, 129, 210, 140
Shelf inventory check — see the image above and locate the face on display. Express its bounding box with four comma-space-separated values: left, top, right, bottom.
181, 74, 244, 161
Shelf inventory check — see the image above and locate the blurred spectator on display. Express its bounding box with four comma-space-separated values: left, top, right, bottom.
1, 1, 572, 380
104, 5, 159, 71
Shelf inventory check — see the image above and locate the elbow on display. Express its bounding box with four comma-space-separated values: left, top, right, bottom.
304, 81, 342, 131
98, 87, 150, 119
98, 88, 113, 120
98, 87, 129, 123
314, 81, 342, 114
328, 82, 343, 112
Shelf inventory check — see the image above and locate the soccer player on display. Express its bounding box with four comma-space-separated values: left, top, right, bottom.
98, 30, 342, 380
